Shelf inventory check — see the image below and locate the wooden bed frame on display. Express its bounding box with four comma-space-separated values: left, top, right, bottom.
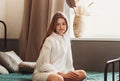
104, 57, 120, 81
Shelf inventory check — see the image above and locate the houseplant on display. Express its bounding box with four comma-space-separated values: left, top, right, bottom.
66, 0, 94, 38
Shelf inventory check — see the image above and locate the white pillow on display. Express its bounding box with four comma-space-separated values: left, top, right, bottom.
0, 52, 19, 72
0, 65, 9, 74
5, 51, 23, 64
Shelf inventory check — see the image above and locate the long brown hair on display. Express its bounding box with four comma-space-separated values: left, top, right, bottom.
40, 11, 68, 49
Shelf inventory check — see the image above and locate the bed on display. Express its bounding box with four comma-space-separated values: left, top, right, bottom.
1, 51, 119, 81
0, 72, 104, 81
0, 73, 32, 81
0, 20, 34, 80
0, 71, 119, 81
104, 57, 120, 81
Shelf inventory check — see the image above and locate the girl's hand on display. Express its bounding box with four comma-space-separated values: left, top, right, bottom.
58, 70, 86, 81
57, 71, 79, 81
66, 71, 80, 80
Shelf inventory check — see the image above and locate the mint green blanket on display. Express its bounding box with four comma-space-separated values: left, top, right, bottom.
0, 73, 32, 81
0, 72, 119, 81
87, 72, 119, 81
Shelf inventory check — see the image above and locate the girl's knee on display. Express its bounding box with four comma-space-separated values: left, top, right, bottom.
77, 70, 87, 80
73, 70, 87, 81
80, 70, 87, 76
47, 74, 64, 81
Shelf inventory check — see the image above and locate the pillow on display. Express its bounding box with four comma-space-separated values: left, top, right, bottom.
5, 51, 23, 64
19, 62, 36, 73
0, 52, 19, 72
0, 65, 9, 74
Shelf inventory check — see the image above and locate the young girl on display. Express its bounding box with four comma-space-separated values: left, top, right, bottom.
32, 11, 86, 81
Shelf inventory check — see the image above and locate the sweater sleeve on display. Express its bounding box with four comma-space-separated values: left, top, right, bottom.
35, 37, 58, 73
66, 39, 75, 71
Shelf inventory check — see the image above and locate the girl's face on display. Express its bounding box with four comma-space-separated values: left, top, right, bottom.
55, 18, 67, 36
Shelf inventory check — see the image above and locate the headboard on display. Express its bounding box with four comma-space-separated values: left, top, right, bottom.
0, 20, 7, 51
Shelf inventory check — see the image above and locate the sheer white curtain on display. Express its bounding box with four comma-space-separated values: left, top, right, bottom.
82, 0, 120, 38
70, 0, 120, 38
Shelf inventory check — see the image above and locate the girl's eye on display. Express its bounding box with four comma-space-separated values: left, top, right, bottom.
62, 23, 66, 25
57, 23, 60, 26
57, 22, 66, 26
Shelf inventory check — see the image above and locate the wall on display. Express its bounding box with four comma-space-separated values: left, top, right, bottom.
71, 38, 120, 72
0, 0, 24, 39
0, 0, 6, 38
0, 39, 19, 54
5, 0, 24, 39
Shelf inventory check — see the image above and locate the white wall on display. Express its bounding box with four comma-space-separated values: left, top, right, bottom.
0, 0, 24, 39
5, 0, 24, 39
0, 0, 6, 38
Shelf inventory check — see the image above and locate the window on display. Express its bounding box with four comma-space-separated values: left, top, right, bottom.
70, 0, 120, 38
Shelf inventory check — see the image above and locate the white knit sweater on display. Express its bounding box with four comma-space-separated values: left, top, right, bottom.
34, 32, 74, 74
